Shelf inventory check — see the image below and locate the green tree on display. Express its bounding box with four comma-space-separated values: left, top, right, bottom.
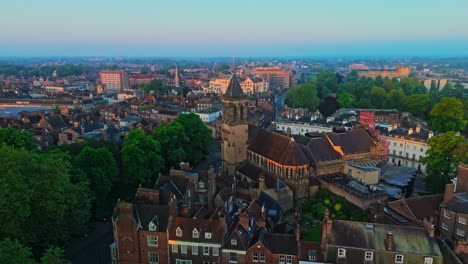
73, 147, 117, 216
346, 70, 359, 82
121, 129, 164, 186
149, 79, 169, 95
440, 82, 453, 97
315, 70, 338, 97
154, 121, 189, 171
175, 113, 212, 166
385, 89, 406, 110
453, 82, 465, 99
429, 97, 466, 133
370, 86, 386, 108
422, 132, 467, 193
338, 91, 355, 108
40, 246, 67, 264
318, 96, 340, 117
284, 82, 319, 112
0, 239, 34, 264
383, 78, 394, 91
213, 63, 230, 72
404, 94, 431, 120
0, 146, 92, 255
0, 127, 36, 151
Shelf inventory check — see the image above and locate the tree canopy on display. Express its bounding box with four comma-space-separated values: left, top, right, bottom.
0, 145, 92, 255
429, 97, 466, 133
73, 146, 118, 217
422, 132, 467, 194
121, 129, 164, 186
174, 113, 212, 165
0, 127, 37, 151
285, 82, 319, 112
154, 121, 190, 171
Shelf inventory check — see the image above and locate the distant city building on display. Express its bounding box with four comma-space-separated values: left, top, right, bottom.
253, 66, 292, 89
208, 75, 268, 94
99, 70, 129, 92
44, 86, 64, 93
355, 66, 410, 79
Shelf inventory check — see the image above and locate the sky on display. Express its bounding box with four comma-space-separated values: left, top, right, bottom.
1, 0, 468, 57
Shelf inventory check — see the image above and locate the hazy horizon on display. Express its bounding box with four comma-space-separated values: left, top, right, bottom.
2, 0, 468, 57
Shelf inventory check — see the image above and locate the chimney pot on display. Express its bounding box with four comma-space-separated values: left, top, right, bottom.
386, 231, 394, 251
444, 184, 455, 203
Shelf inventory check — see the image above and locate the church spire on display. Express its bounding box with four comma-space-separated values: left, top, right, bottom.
224, 74, 244, 97
174, 64, 180, 88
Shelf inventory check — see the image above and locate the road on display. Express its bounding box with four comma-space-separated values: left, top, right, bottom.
275, 94, 285, 120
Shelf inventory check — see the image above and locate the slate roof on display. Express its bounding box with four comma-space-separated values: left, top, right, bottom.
248, 127, 309, 166
259, 232, 298, 255
169, 217, 224, 243
306, 137, 342, 162
155, 175, 188, 201
325, 128, 375, 155
224, 74, 244, 97
403, 194, 443, 220
445, 193, 468, 214
45, 115, 67, 130
134, 203, 169, 232
237, 162, 286, 189
223, 222, 251, 251
327, 220, 442, 256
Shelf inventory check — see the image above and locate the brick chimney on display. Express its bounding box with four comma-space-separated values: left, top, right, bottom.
119, 202, 133, 218
456, 164, 468, 193
386, 231, 394, 250
179, 205, 189, 217
415, 125, 421, 133
136, 188, 160, 204
422, 219, 435, 237
207, 167, 215, 210
443, 184, 455, 203
296, 224, 301, 241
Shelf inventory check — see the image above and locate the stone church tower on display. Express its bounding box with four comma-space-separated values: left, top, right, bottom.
221, 75, 249, 176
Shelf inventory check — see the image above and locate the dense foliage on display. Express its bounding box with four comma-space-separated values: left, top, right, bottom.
0, 239, 67, 264
0, 145, 92, 257
428, 97, 466, 133
299, 189, 368, 242
0, 113, 211, 259
422, 132, 468, 194
285, 69, 466, 122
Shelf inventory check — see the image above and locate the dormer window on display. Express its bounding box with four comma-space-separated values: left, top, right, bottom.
424, 257, 433, 264
193, 228, 199, 238
337, 248, 346, 258
231, 237, 237, 245
205, 232, 212, 239
148, 222, 157, 231
176, 226, 183, 237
